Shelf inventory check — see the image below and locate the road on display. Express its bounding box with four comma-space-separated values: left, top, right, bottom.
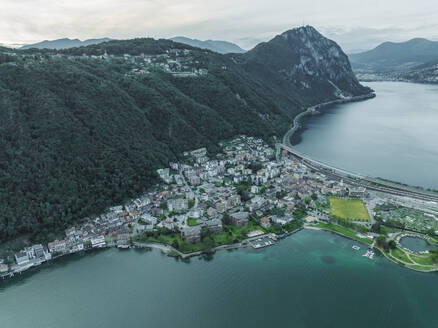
278, 92, 438, 203
282, 93, 376, 148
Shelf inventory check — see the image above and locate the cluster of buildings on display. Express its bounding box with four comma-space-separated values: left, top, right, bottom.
1, 135, 363, 278
1, 205, 136, 278
1, 47, 210, 79
120, 48, 210, 77
150, 136, 354, 243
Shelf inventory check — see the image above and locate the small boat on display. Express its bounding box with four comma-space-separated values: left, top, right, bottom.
352, 245, 360, 250
362, 250, 375, 259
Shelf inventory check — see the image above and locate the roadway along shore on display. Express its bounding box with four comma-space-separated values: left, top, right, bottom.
134, 228, 304, 259
277, 92, 438, 203
281, 92, 376, 147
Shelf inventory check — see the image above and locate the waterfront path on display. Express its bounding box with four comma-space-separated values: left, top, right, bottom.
277, 93, 438, 203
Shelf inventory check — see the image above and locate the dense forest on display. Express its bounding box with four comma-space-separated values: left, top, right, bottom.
0, 27, 371, 243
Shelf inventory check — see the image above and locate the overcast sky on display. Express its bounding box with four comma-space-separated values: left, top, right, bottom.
2, 0, 438, 53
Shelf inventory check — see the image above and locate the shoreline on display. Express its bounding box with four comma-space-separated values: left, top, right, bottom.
1, 227, 304, 280
3, 224, 436, 282
2, 89, 437, 281
282, 92, 376, 146
305, 225, 438, 273
0, 232, 295, 280
279, 91, 438, 201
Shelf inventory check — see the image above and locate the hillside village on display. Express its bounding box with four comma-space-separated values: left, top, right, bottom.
2, 135, 438, 277
0, 46, 210, 78
0, 135, 361, 277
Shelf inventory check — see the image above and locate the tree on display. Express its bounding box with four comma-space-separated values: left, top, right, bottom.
376, 235, 389, 250
171, 239, 179, 249
371, 222, 381, 234
222, 213, 231, 225
201, 227, 211, 240
202, 236, 214, 251
388, 240, 397, 249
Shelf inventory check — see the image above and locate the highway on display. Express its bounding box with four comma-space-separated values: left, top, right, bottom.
278, 93, 438, 203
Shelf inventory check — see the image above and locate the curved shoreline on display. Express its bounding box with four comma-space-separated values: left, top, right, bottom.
282, 92, 376, 146
2, 224, 436, 282
306, 225, 438, 273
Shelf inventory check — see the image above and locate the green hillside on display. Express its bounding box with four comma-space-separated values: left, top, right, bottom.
0, 28, 371, 243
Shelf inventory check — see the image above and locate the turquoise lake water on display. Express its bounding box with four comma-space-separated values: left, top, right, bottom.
2, 81, 438, 327
1, 230, 437, 328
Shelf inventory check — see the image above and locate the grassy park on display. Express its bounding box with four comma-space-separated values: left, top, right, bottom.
187, 218, 201, 227
309, 222, 373, 245
329, 198, 371, 222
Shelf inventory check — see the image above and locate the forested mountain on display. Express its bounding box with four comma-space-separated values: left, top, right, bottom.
349, 38, 438, 73
170, 37, 246, 54
0, 26, 371, 243
20, 38, 112, 50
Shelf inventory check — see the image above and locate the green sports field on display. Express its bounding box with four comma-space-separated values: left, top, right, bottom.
329, 198, 371, 222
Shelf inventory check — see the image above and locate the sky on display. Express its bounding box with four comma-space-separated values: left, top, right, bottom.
1, 0, 438, 53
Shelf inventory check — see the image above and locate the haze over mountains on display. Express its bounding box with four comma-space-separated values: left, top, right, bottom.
349, 38, 438, 83
0, 26, 371, 243
20, 38, 112, 50
170, 37, 246, 54
20, 36, 246, 54
350, 38, 438, 72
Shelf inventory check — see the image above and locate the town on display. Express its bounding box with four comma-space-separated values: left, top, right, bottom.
1, 46, 210, 78
2, 135, 438, 278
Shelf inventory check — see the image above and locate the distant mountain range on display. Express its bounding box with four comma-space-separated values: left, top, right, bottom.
20, 38, 112, 50
21, 36, 246, 54
349, 38, 438, 73
0, 26, 371, 243
170, 37, 246, 54
349, 38, 438, 83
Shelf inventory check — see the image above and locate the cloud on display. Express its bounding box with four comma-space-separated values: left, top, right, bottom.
1, 0, 438, 51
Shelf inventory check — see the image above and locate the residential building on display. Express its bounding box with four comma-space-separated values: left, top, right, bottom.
271, 216, 290, 225
349, 187, 367, 198
205, 219, 223, 234
181, 226, 202, 243
15, 251, 29, 265
32, 244, 45, 258
189, 176, 201, 186
230, 212, 249, 227
260, 217, 271, 228
48, 240, 67, 254
168, 198, 188, 212
91, 236, 106, 248
0, 264, 8, 273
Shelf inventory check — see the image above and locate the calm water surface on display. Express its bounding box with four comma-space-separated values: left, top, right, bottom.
1, 230, 438, 328
292, 82, 438, 189
400, 236, 436, 252
2, 82, 438, 328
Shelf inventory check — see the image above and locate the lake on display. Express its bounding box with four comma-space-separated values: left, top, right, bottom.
1, 230, 438, 328
2, 81, 438, 328
292, 82, 438, 189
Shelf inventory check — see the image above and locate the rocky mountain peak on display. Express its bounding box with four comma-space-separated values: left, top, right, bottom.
241, 25, 370, 102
